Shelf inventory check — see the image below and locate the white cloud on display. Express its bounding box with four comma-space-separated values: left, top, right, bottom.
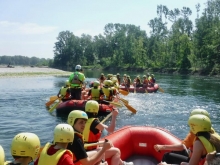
0, 21, 58, 35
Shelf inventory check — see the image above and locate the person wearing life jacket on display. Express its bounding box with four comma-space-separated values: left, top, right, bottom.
148, 74, 156, 87
111, 76, 119, 90
99, 73, 106, 84
7, 133, 41, 165
57, 80, 71, 102
116, 73, 121, 85
125, 75, 131, 90
35, 124, 75, 165
157, 113, 220, 165
102, 80, 113, 101
87, 81, 104, 103
0, 145, 5, 165
142, 75, 149, 88
154, 109, 219, 165
83, 100, 133, 165
122, 74, 127, 86
69, 65, 85, 100
67, 110, 112, 165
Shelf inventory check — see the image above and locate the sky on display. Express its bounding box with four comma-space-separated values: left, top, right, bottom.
0, 0, 208, 59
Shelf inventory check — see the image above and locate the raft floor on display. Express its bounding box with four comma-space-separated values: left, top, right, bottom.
126, 155, 158, 165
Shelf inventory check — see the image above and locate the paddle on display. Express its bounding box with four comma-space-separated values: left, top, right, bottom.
118, 89, 129, 96
101, 100, 123, 108
50, 95, 58, 101
49, 99, 62, 113
100, 113, 113, 123
45, 97, 59, 107
123, 103, 137, 114
159, 87, 164, 93
118, 98, 129, 104
84, 141, 105, 148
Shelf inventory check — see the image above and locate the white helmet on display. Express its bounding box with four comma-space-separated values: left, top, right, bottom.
75, 65, 82, 71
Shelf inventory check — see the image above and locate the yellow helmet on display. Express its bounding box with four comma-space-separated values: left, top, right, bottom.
188, 114, 211, 134
117, 73, 120, 76
101, 73, 104, 76
0, 145, 5, 165
11, 133, 41, 160
123, 74, 127, 77
108, 80, 113, 86
85, 100, 99, 113
67, 110, 88, 126
111, 77, 118, 83
143, 75, 146, 78
54, 124, 74, 143
104, 80, 110, 87
93, 81, 100, 87
190, 109, 210, 118
65, 80, 70, 86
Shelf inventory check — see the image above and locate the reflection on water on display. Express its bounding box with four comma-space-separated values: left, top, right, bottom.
0, 72, 220, 160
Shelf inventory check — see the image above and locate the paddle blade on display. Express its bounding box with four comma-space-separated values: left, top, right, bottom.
49, 100, 61, 113
45, 97, 58, 107
124, 103, 137, 114
159, 87, 164, 93
110, 101, 123, 108
119, 98, 129, 104
50, 95, 58, 101
119, 89, 129, 96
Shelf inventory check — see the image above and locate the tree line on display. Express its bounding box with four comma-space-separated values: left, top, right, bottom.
0, 55, 53, 67
53, 0, 220, 75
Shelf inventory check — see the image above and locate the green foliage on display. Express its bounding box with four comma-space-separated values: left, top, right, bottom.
51, 0, 220, 75
0, 55, 51, 67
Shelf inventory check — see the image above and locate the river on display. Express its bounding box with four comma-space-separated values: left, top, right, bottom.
0, 70, 220, 161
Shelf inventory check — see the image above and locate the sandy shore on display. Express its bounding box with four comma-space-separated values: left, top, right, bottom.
0, 66, 72, 77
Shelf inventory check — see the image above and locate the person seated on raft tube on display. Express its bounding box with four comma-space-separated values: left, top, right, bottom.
57, 80, 71, 102
102, 80, 114, 101
35, 124, 75, 165
121, 74, 127, 86
7, 132, 41, 165
69, 64, 85, 100
116, 73, 121, 85
67, 110, 112, 165
99, 73, 106, 84
133, 75, 142, 88
154, 109, 219, 165
157, 113, 220, 165
87, 81, 104, 103
0, 145, 5, 165
111, 76, 120, 90
148, 74, 156, 87
142, 75, 149, 88
83, 100, 134, 165
125, 75, 131, 90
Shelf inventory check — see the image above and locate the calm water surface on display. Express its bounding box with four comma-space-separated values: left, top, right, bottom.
0, 71, 220, 160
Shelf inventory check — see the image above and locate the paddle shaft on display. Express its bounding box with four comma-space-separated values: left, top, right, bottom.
100, 113, 112, 124
84, 141, 105, 147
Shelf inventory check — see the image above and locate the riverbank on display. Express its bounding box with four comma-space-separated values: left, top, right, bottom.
0, 66, 71, 77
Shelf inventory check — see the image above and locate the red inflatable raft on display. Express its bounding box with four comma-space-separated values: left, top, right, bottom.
102, 126, 181, 165
119, 84, 159, 93
56, 100, 114, 116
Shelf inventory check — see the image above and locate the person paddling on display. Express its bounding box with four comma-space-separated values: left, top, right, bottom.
67, 110, 112, 165
83, 100, 134, 165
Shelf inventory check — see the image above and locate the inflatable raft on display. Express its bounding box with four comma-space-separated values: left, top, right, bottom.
119, 84, 159, 93
56, 99, 114, 116
102, 126, 181, 165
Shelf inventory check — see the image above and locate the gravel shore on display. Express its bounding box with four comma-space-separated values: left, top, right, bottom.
0, 66, 71, 77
